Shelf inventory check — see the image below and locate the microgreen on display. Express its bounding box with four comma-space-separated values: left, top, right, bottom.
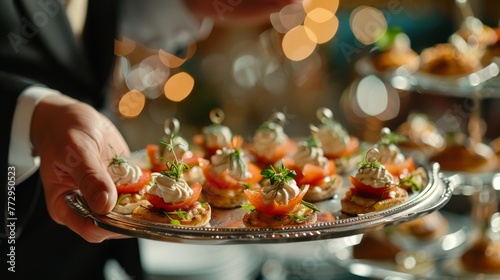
378, 129, 407, 146
240, 204, 256, 212
159, 135, 191, 181
300, 200, 321, 212
108, 144, 127, 167
170, 219, 181, 226
158, 209, 189, 225
288, 214, 307, 222
399, 174, 421, 192
167, 209, 188, 221
239, 182, 253, 189
261, 163, 297, 198
358, 158, 382, 170
261, 163, 296, 185
304, 135, 320, 148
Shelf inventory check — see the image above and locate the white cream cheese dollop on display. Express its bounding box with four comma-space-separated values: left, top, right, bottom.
355, 165, 395, 189
293, 140, 328, 170
147, 173, 193, 204
210, 148, 251, 180
317, 122, 350, 155
203, 124, 232, 149
108, 161, 142, 186
261, 179, 300, 205
376, 144, 405, 165
253, 123, 288, 159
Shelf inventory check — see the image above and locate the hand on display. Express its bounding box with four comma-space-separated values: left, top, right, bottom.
31, 94, 130, 242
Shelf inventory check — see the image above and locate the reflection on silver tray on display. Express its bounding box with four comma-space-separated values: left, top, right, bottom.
66, 149, 454, 244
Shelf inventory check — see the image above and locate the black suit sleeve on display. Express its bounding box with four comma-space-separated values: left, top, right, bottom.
0, 1, 144, 279
0, 72, 38, 238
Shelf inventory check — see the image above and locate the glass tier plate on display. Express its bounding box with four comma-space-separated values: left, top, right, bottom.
330, 210, 475, 279
355, 55, 500, 98
66, 150, 454, 244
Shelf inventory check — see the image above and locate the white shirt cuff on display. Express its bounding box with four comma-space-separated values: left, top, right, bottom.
8, 86, 61, 185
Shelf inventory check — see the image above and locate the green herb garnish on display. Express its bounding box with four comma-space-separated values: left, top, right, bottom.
170, 219, 181, 226
227, 148, 247, 176
240, 204, 256, 212
261, 163, 297, 198
288, 214, 307, 222
378, 127, 407, 146
108, 144, 127, 167
261, 163, 296, 185
304, 135, 320, 148
157, 209, 189, 225
158, 135, 191, 181
358, 158, 383, 170
300, 200, 321, 212
399, 174, 421, 192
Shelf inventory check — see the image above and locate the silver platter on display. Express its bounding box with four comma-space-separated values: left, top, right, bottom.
66, 150, 454, 244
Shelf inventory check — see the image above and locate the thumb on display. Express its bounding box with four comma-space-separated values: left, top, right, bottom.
70, 148, 117, 215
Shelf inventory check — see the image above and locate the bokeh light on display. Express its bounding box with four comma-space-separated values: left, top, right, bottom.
270, 3, 305, 34
158, 49, 187, 69
302, 0, 339, 15
163, 72, 194, 102
355, 75, 397, 119
282, 25, 317, 61
304, 11, 339, 44
350, 6, 388, 45
114, 37, 136, 56
125, 55, 170, 99
118, 89, 146, 118
232, 54, 259, 88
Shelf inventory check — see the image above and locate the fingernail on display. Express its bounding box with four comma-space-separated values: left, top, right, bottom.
92, 191, 110, 214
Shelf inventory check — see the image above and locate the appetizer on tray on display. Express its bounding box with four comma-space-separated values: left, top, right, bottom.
283, 125, 343, 202
374, 127, 415, 181
132, 138, 211, 226
314, 107, 360, 160
419, 43, 481, 76
352, 229, 402, 260
107, 147, 151, 215
242, 163, 320, 228
193, 108, 233, 158
396, 211, 449, 241
396, 113, 445, 156
146, 118, 201, 172
371, 26, 420, 73
246, 112, 295, 169
341, 148, 409, 216
200, 137, 262, 209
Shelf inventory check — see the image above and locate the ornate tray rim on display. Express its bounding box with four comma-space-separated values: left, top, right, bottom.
66, 158, 454, 244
